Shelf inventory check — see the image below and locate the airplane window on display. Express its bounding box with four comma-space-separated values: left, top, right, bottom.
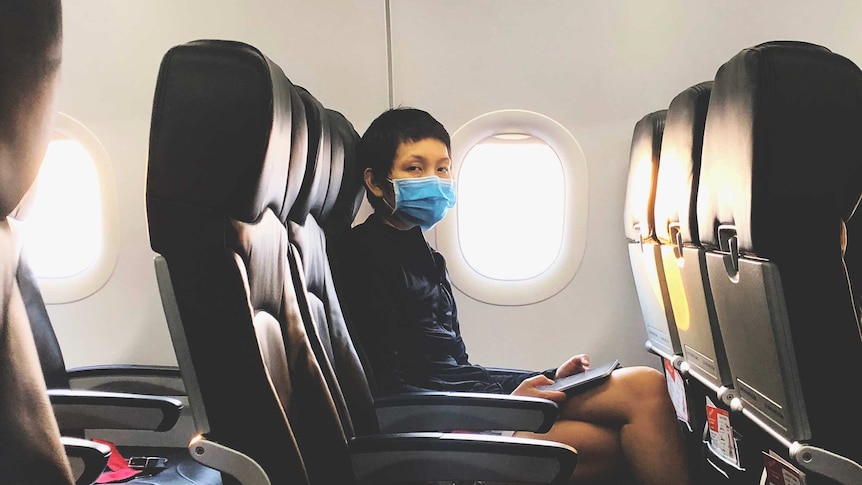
16, 112, 119, 303
23, 138, 102, 277
436, 110, 587, 306
458, 135, 564, 280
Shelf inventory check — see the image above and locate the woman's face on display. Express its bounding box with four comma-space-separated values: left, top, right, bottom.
389, 138, 451, 181
364, 137, 453, 230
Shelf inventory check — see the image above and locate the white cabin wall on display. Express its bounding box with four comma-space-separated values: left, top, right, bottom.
388, 0, 862, 371
50, 0, 390, 367
49, 0, 862, 371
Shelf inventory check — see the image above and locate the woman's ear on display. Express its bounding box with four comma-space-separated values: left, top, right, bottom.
364, 168, 385, 198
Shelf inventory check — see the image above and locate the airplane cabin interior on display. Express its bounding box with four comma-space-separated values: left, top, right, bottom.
3, 1, 862, 484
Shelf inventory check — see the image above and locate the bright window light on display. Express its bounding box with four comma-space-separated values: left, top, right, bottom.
438, 109, 587, 306
22, 138, 103, 278
458, 135, 564, 280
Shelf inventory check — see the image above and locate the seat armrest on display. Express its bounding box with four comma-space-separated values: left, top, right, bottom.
67, 364, 184, 395
374, 392, 558, 433
48, 389, 183, 432
187, 435, 269, 485
349, 432, 577, 484
790, 444, 862, 484
62, 436, 111, 485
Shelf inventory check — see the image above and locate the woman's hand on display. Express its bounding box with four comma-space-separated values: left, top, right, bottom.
511, 374, 567, 402
555, 353, 590, 379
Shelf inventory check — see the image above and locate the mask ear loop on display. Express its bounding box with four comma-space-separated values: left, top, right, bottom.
383, 179, 398, 215
382, 197, 397, 215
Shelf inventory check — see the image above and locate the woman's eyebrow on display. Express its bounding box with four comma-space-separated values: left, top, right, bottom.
397, 153, 450, 165
398, 154, 429, 163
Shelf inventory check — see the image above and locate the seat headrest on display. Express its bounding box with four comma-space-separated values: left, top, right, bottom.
654, 81, 712, 246
697, 41, 862, 256
321, 109, 363, 234
623, 109, 667, 244
319, 111, 346, 224
288, 87, 328, 224
288, 90, 359, 228
147, 40, 306, 251
0, 0, 63, 217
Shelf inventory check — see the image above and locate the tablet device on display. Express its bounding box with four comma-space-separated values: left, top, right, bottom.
537, 358, 621, 396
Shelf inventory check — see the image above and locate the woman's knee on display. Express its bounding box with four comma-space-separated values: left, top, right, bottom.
558, 366, 668, 420
616, 366, 670, 404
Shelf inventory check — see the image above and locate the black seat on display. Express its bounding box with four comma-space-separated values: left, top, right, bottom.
653, 82, 727, 392
291, 100, 568, 441
698, 40, 862, 484
147, 38, 315, 485
14, 251, 224, 485
11, 174, 220, 485
285, 87, 378, 437
0, 11, 221, 485
651, 81, 757, 483
623, 109, 683, 361
147, 38, 579, 484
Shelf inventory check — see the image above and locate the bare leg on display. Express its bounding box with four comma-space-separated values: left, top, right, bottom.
517, 366, 690, 485
517, 420, 632, 484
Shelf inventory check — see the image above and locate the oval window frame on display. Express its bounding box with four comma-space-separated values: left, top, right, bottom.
436, 109, 588, 305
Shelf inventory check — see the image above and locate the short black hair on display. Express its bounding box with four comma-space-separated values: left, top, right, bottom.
358, 107, 451, 211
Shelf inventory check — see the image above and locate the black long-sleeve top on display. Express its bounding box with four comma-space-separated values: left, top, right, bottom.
334, 213, 553, 397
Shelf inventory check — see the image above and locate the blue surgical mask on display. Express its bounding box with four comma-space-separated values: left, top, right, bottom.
385, 176, 456, 231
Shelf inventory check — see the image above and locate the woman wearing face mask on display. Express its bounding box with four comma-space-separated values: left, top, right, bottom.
334, 107, 692, 485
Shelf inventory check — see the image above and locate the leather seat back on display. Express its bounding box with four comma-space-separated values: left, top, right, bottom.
285, 89, 378, 438
653, 82, 732, 391
623, 109, 681, 358
147, 39, 354, 484
698, 41, 862, 461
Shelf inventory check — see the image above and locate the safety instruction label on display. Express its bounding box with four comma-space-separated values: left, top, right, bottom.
706, 396, 740, 468
663, 358, 690, 429
760, 450, 806, 485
